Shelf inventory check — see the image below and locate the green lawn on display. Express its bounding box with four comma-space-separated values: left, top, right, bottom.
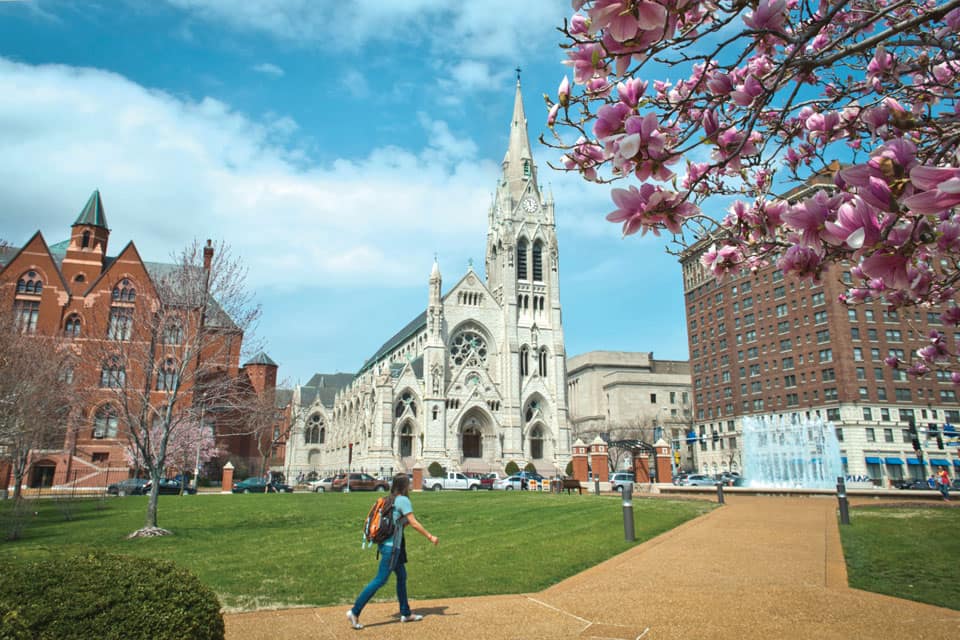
0, 492, 713, 611
840, 505, 960, 610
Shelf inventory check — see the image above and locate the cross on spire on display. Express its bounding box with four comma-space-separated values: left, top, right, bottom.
515, 66, 522, 83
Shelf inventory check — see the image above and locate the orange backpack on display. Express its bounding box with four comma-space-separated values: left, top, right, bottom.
362, 496, 396, 548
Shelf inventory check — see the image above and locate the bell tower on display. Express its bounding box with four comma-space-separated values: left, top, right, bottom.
62, 190, 110, 293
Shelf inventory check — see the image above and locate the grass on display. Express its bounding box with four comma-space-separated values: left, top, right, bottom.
840, 505, 960, 610
0, 492, 713, 611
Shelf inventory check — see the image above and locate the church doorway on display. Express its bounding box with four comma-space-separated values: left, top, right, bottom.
458, 408, 495, 472
399, 423, 415, 458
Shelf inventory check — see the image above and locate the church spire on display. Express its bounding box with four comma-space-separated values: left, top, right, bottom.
501, 74, 536, 205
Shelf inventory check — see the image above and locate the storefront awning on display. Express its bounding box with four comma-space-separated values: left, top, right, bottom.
865, 456, 882, 464
953, 460, 960, 467
884, 457, 904, 465
929, 458, 950, 467
944, 424, 957, 435
907, 458, 923, 465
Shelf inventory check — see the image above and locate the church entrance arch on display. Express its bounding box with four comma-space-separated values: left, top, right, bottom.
458, 408, 495, 470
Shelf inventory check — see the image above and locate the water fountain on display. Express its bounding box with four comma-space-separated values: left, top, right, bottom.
741, 414, 844, 489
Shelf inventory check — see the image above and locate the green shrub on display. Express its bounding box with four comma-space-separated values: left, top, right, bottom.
0, 552, 224, 640
504, 461, 519, 475
565, 461, 574, 476
427, 462, 445, 478
523, 462, 537, 473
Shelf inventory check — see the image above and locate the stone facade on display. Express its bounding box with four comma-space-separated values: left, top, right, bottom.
284, 81, 571, 479
566, 351, 693, 471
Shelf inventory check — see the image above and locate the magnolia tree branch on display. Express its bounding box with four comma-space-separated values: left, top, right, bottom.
549, 0, 960, 379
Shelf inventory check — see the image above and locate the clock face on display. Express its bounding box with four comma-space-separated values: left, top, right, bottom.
522, 196, 539, 213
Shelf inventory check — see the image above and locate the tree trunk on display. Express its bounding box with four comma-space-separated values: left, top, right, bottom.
145, 483, 159, 529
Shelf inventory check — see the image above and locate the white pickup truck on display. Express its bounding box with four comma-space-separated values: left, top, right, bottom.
424, 472, 481, 491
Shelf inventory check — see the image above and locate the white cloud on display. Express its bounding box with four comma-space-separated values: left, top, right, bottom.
252, 62, 285, 77
164, 0, 569, 61
0, 57, 497, 289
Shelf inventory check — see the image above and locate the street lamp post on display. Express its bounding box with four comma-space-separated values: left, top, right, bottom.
194, 396, 206, 493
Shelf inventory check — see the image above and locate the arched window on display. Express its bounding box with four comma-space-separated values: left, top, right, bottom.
532, 241, 543, 282
17, 271, 43, 295
112, 279, 136, 302
400, 424, 414, 457
13, 271, 42, 333
519, 346, 529, 377
538, 347, 548, 377
305, 414, 323, 444
64, 314, 82, 338
155, 358, 179, 391
100, 356, 125, 388
524, 399, 541, 423
82, 230, 91, 248
163, 321, 183, 345
530, 426, 544, 459
516, 239, 528, 280
93, 405, 119, 439
449, 328, 489, 367
395, 391, 417, 418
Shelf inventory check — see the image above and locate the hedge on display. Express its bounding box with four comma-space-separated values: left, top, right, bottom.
0, 552, 224, 640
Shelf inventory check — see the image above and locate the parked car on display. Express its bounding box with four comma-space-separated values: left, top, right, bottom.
232, 478, 293, 494
610, 472, 635, 492
718, 471, 741, 486
330, 473, 389, 492
308, 476, 335, 493
107, 478, 148, 496
144, 479, 197, 495
673, 473, 690, 486
678, 473, 717, 487
424, 472, 482, 491
494, 472, 545, 490
479, 472, 501, 490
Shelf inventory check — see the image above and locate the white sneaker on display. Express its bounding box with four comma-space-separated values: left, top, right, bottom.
400, 614, 423, 623
346, 610, 363, 629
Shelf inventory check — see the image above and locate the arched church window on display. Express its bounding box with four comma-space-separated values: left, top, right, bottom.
395, 391, 417, 418
517, 239, 528, 280
400, 424, 413, 457
530, 426, 544, 459
519, 346, 529, 377
305, 414, 323, 444
112, 279, 136, 302
525, 399, 540, 423
155, 358, 179, 391
538, 347, 548, 377
449, 329, 488, 367
532, 241, 543, 282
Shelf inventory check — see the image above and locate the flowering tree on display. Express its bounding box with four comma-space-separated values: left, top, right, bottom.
547, 0, 960, 376
123, 418, 224, 491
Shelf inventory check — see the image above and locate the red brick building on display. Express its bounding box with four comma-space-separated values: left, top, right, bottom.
679, 177, 960, 485
0, 191, 281, 491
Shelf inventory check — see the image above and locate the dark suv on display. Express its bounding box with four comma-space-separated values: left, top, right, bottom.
331, 473, 389, 492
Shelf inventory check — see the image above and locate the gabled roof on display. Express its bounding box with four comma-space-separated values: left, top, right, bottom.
244, 351, 278, 367
356, 310, 427, 376
274, 388, 293, 409
73, 190, 109, 229
300, 373, 354, 408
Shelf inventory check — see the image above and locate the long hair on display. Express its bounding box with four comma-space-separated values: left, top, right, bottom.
391, 473, 410, 497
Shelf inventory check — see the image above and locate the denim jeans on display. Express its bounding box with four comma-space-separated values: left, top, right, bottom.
351, 545, 410, 617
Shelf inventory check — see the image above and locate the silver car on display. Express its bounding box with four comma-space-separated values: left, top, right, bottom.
679, 473, 716, 486
308, 476, 334, 493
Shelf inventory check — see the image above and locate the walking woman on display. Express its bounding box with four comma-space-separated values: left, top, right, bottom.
347, 474, 439, 630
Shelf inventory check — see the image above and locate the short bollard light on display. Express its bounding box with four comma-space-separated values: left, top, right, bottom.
715, 481, 725, 504
622, 482, 635, 541
836, 476, 850, 525
594, 477, 600, 496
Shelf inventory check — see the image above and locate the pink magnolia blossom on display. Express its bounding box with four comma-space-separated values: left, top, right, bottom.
606, 184, 699, 236
700, 243, 744, 278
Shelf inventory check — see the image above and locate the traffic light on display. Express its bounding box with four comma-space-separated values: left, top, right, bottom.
908, 418, 921, 451
712, 431, 720, 443
933, 424, 945, 450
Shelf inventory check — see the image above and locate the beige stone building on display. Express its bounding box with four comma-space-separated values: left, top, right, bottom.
566, 351, 693, 471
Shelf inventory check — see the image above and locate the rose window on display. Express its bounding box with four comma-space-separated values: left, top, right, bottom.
449, 330, 488, 367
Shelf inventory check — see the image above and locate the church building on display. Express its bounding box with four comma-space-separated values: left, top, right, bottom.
285, 81, 572, 478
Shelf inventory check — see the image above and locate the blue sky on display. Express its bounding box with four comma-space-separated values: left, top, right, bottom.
0, 0, 691, 386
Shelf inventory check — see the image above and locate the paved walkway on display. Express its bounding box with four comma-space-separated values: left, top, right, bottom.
224, 495, 960, 639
